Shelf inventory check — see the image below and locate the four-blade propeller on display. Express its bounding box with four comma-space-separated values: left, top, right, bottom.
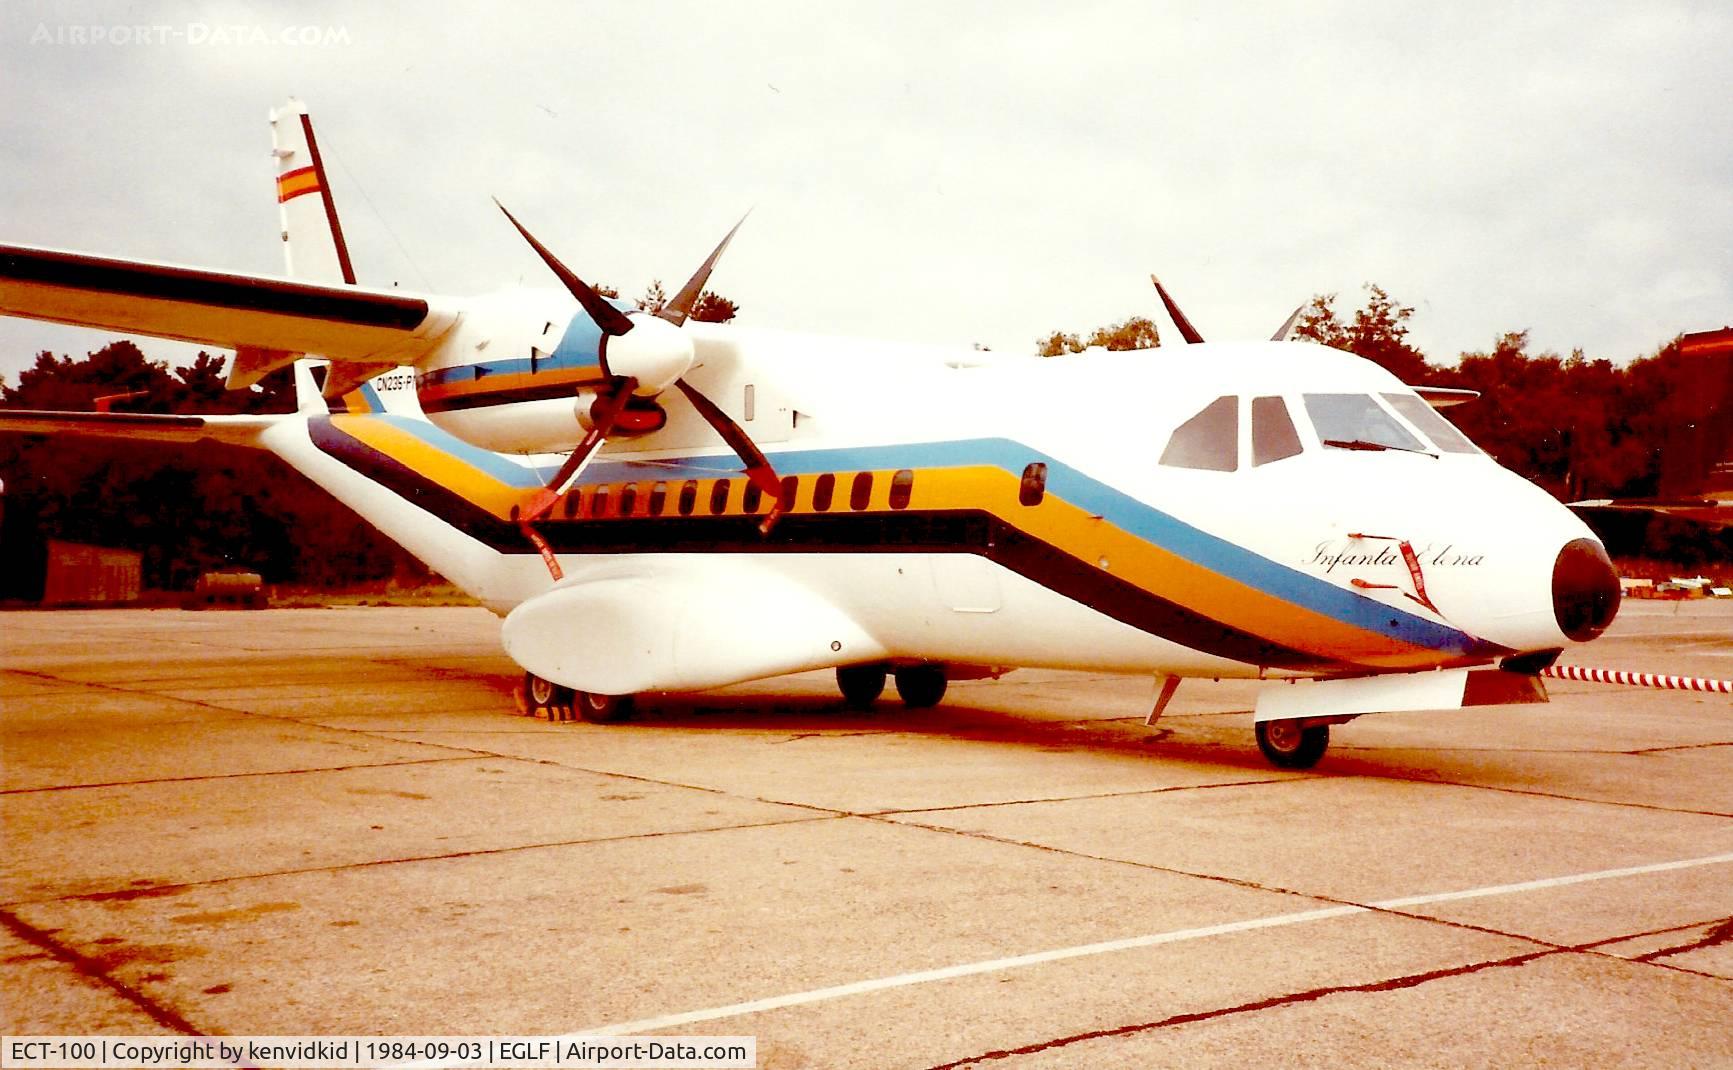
494, 202, 785, 552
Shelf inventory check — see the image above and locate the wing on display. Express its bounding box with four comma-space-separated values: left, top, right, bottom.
0, 243, 460, 382
0, 408, 283, 447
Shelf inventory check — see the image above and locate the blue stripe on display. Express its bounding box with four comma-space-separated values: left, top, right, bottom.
367, 419, 1490, 657
417, 302, 627, 386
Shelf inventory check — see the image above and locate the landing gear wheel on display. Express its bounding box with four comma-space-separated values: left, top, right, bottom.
524, 672, 572, 710
836, 664, 887, 710
576, 690, 633, 723
893, 664, 948, 709
1255, 719, 1329, 769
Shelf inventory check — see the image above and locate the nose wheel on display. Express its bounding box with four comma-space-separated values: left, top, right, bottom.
1255, 719, 1330, 769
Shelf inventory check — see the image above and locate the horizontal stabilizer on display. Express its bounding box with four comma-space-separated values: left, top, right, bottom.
0, 243, 458, 367
0, 408, 283, 447
502, 558, 888, 694
1255, 666, 1547, 722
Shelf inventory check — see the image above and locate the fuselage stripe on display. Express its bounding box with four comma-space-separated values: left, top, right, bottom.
308, 415, 1505, 669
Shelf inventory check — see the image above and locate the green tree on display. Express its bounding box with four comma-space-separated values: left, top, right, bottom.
1294, 284, 1431, 383
689, 290, 739, 324
1035, 330, 1084, 357
635, 279, 668, 315
1085, 315, 1161, 351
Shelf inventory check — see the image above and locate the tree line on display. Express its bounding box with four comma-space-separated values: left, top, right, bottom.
0, 282, 1726, 599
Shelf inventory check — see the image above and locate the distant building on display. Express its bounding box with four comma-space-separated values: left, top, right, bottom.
42, 540, 142, 605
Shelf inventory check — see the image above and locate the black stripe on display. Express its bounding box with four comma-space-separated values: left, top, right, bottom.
0, 245, 427, 330
299, 113, 357, 286
309, 420, 1336, 670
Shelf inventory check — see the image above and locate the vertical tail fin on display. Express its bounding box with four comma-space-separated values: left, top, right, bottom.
270, 100, 423, 418
269, 98, 356, 285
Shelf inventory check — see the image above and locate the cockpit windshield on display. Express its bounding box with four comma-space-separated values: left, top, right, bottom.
1304, 394, 1430, 455
1379, 393, 1482, 454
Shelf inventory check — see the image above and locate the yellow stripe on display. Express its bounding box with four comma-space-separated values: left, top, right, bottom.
327, 421, 1438, 666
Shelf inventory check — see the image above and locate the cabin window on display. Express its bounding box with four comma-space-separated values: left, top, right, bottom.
618, 483, 638, 516
1019, 462, 1047, 506
780, 475, 800, 510
1305, 394, 1427, 454
1160, 395, 1239, 471
850, 472, 873, 511
648, 481, 668, 516
743, 480, 762, 513
889, 469, 915, 510
710, 480, 731, 515
563, 490, 582, 520
1380, 393, 1481, 454
678, 480, 698, 516
1251, 396, 1304, 467
590, 485, 610, 518
813, 473, 836, 512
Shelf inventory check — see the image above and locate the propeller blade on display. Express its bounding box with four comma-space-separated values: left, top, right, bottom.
1150, 275, 1205, 344
660, 210, 751, 327
673, 377, 783, 503
494, 199, 636, 337
521, 377, 637, 523
1271, 305, 1304, 342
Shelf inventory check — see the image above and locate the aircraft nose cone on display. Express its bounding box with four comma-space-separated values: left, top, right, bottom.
1552, 538, 1620, 642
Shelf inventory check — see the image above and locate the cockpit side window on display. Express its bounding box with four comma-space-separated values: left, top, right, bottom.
1380, 392, 1482, 454
1305, 393, 1428, 454
1251, 396, 1304, 466
1160, 395, 1239, 472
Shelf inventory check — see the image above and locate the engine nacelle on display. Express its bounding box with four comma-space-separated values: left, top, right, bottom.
412, 290, 694, 455
602, 315, 694, 395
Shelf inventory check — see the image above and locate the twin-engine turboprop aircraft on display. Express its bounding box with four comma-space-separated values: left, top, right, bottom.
0, 101, 1623, 768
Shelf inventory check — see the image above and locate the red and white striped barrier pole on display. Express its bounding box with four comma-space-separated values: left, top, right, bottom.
1541, 664, 1733, 695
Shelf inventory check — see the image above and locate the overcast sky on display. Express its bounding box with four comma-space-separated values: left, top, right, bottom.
2, 0, 1729, 383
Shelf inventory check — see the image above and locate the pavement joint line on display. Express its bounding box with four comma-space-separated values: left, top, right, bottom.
571, 850, 1733, 1040
859, 775, 1300, 818
1627, 740, 1733, 755
0, 756, 487, 796
921, 948, 1572, 1069
5, 667, 509, 762
867, 816, 1593, 955
0, 908, 204, 1036
1360, 771, 1733, 820
3, 815, 842, 910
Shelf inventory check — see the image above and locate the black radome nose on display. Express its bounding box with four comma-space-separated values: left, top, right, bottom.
1553, 538, 1620, 642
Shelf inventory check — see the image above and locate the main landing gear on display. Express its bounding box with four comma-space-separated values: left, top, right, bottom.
835, 663, 949, 710
1254, 719, 1330, 769
523, 672, 633, 723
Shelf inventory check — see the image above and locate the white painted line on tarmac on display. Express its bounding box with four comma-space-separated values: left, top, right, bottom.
578, 850, 1733, 1037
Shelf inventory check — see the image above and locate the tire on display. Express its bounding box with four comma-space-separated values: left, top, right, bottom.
893, 664, 948, 709
1255, 719, 1329, 769
524, 672, 572, 709
576, 690, 633, 723
836, 664, 887, 710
